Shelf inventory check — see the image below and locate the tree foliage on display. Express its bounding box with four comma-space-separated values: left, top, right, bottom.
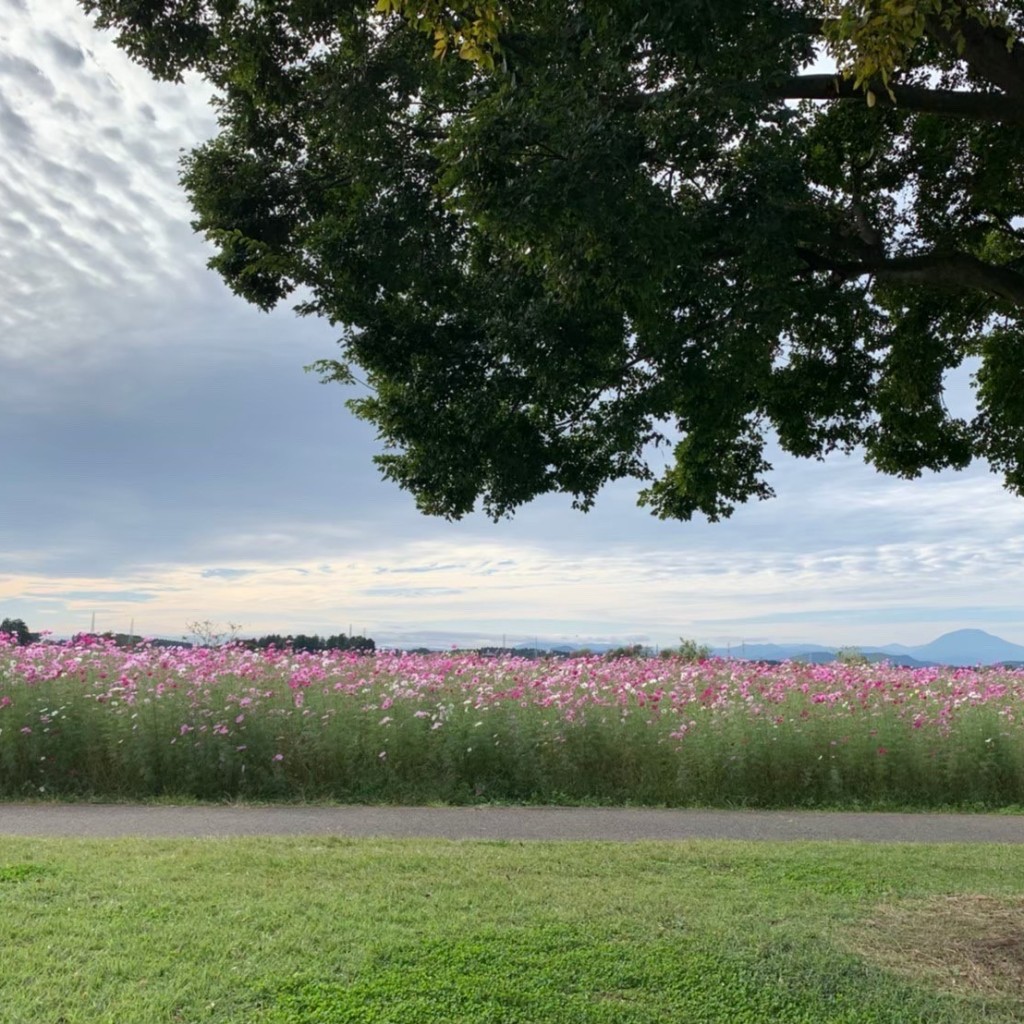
663, 638, 714, 662
823, 1, 1013, 101
82, 0, 1024, 521
835, 644, 871, 665
240, 632, 376, 653
0, 618, 37, 646
375, 0, 507, 65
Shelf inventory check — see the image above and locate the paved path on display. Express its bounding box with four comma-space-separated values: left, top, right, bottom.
0, 804, 1021, 843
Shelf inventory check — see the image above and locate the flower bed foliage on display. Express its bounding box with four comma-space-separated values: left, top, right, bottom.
1, 634, 1022, 807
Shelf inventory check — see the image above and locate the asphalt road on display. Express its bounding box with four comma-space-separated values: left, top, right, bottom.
0, 804, 1021, 842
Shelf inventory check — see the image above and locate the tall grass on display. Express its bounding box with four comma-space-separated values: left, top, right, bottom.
1, 634, 1022, 807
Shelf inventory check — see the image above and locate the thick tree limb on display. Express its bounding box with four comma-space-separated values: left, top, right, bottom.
618, 74, 1024, 123
766, 74, 1024, 123
926, 8, 1024, 101
796, 248, 1024, 307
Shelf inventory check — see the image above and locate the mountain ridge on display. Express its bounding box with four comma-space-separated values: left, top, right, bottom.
709, 629, 1024, 667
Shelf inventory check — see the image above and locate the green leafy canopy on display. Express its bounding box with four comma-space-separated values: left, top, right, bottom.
81, 0, 1024, 520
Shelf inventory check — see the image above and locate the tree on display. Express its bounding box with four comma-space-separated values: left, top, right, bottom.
81, 1, 1024, 521
835, 645, 870, 665
604, 643, 647, 660
661, 638, 713, 662
184, 620, 242, 647
0, 618, 35, 645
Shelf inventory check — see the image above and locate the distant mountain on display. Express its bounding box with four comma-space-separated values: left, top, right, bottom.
861, 652, 934, 668
516, 641, 614, 652
709, 644, 933, 667
790, 649, 936, 667
872, 642, 914, 655
708, 643, 833, 661
711, 629, 1024, 667
899, 629, 1024, 666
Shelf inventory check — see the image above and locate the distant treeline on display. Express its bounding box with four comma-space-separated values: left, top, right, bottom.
1, 619, 376, 654
239, 633, 376, 654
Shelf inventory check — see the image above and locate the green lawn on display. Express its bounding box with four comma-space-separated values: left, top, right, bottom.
0, 837, 1020, 1023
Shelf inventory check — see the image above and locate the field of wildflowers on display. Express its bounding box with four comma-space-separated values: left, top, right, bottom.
1, 633, 1022, 807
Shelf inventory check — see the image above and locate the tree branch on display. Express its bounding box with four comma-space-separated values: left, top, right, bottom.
796, 248, 1024, 307
765, 74, 1024, 123
925, 8, 1024, 101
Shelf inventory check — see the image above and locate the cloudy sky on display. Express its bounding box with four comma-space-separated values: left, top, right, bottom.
3, 0, 1024, 651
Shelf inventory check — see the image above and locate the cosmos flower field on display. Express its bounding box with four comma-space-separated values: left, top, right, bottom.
1, 634, 1022, 808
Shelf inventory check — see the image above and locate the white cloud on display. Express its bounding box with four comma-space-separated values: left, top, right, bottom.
0, 0, 218, 361
5, 509, 1024, 648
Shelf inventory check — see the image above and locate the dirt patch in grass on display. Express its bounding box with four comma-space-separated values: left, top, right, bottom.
848, 893, 1024, 1001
